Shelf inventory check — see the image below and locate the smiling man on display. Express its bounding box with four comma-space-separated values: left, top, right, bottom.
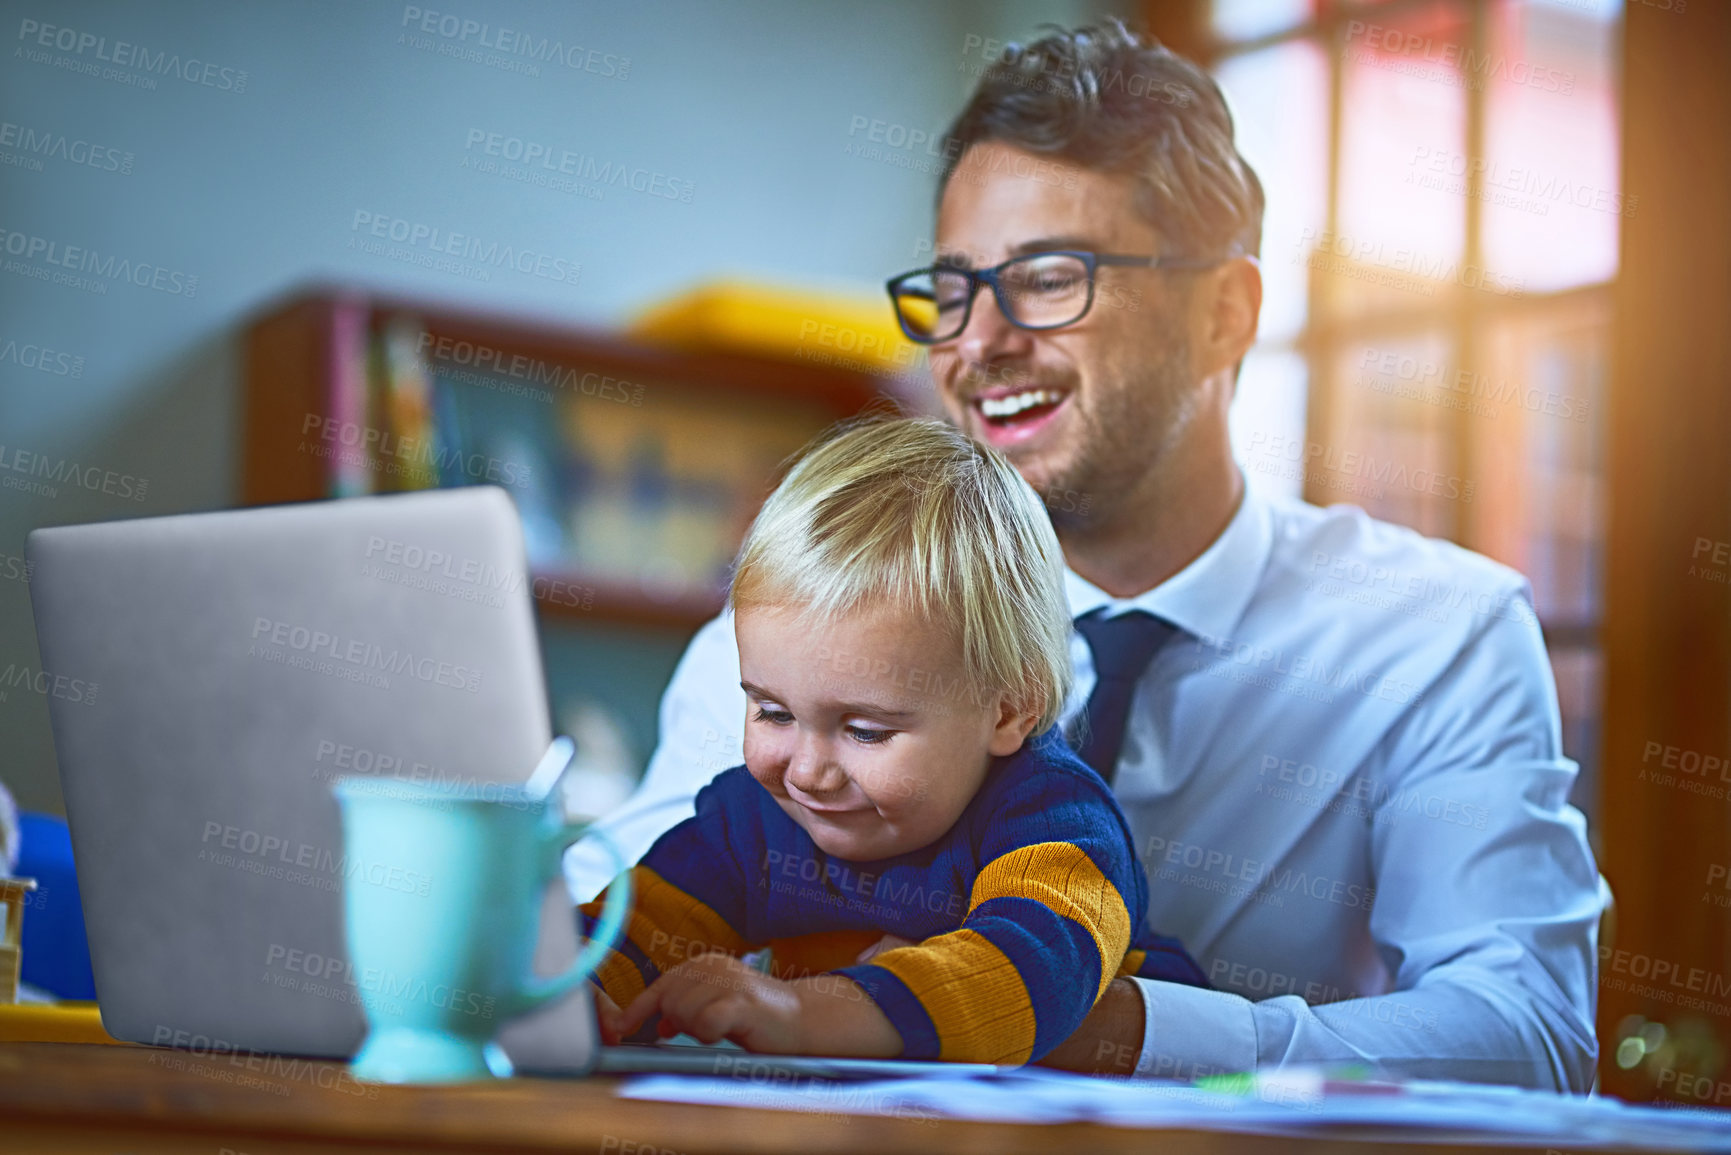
571, 21, 1608, 1091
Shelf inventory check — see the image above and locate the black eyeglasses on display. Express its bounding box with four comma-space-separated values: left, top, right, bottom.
886, 250, 1224, 344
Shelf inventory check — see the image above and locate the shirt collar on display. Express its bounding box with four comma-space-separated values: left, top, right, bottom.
1063, 473, 1272, 643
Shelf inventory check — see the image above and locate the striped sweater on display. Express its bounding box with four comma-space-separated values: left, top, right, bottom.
580, 728, 1208, 1064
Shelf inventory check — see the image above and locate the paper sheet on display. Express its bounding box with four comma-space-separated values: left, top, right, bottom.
618, 1066, 1731, 1150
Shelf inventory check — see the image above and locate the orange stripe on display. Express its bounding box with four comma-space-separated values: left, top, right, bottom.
969, 841, 1132, 1003
592, 946, 647, 1008
580, 866, 752, 1006
871, 929, 1038, 1064
766, 930, 884, 981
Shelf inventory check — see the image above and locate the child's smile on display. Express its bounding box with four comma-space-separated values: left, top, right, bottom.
736, 601, 1037, 863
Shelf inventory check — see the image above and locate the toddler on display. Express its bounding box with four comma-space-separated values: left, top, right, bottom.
582, 417, 1206, 1064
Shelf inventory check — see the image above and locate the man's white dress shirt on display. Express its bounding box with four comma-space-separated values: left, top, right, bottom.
566, 478, 1608, 1091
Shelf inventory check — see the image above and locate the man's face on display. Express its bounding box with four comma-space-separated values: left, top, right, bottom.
929, 141, 1197, 513
736, 601, 1028, 863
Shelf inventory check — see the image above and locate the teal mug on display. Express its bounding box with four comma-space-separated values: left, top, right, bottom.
332, 776, 630, 1083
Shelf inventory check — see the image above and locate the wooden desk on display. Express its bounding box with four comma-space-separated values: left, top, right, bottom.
0, 1042, 1618, 1155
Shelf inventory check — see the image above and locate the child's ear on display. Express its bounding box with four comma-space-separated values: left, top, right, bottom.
986, 694, 1040, 757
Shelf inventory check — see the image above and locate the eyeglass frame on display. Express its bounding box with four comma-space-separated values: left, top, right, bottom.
885, 249, 1231, 345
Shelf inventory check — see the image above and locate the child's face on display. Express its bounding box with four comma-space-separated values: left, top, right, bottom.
736, 601, 1037, 863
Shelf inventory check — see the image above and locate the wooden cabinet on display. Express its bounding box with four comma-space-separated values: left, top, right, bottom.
241, 288, 912, 629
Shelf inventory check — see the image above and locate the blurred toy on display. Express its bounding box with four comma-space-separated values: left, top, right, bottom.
0, 875, 37, 1004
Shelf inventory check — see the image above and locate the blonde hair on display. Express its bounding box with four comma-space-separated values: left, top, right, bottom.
729, 416, 1072, 733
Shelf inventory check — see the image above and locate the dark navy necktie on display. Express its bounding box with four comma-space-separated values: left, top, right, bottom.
1070, 609, 1178, 784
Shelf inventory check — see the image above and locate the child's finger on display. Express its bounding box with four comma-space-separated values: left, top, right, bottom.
618, 967, 718, 1038
617, 981, 670, 1038
682, 995, 749, 1047
653, 972, 729, 1039
594, 989, 626, 1045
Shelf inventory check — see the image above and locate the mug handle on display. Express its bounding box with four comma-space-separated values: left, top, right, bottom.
513, 821, 633, 1012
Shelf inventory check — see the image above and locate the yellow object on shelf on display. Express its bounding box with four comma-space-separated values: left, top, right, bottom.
631, 280, 926, 381
0, 1001, 127, 1045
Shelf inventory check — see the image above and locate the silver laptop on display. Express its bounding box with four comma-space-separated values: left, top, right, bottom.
26, 487, 580, 1062
29, 487, 984, 1082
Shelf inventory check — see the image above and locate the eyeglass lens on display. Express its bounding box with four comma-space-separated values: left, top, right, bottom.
893, 253, 1092, 342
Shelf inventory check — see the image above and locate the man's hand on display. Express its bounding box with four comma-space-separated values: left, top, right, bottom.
1036, 977, 1146, 1076
615, 954, 805, 1053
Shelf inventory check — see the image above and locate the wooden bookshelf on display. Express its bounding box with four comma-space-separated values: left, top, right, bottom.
241, 286, 912, 629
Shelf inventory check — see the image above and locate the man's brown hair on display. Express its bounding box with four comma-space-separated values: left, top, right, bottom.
939, 19, 1265, 262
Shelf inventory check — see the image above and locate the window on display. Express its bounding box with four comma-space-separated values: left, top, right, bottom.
1211, 0, 1621, 829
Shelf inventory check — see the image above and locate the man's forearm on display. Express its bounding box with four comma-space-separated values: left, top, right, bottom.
1058, 973, 1596, 1090
1034, 977, 1145, 1075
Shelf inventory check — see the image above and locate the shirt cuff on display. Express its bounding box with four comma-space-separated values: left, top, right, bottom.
1130, 977, 1258, 1081
833, 963, 938, 1059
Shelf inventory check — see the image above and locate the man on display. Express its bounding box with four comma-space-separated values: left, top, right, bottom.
569, 21, 1606, 1091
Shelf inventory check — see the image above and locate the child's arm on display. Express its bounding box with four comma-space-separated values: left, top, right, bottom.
578, 771, 758, 1010
611, 953, 901, 1057
832, 775, 1144, 1065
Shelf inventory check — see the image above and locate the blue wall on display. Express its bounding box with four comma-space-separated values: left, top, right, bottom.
0, 0, 1122, 813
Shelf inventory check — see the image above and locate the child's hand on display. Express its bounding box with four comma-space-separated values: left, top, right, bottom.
854, 934, 916, 964
593, 983, 626, 1045
616, 954, 804, 1053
